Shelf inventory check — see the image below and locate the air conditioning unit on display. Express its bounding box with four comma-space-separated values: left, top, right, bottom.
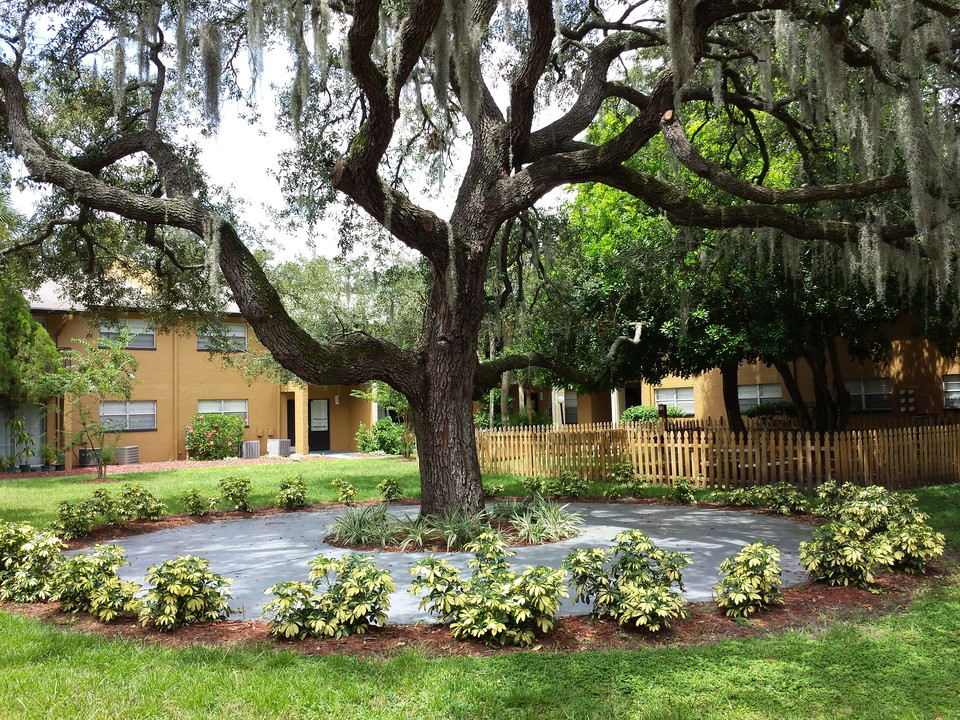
77, 448, 100, 467
266, 438, 291, 457
241, 440, 261, 459
115, 446, 139, 465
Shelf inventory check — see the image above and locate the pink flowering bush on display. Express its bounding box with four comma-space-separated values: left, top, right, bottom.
184, 414, 244, 461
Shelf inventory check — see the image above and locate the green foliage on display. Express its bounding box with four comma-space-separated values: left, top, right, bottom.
521, 471, 588, 498
139, 555, 233, 631
743, 401, 798, 418
51, 500, 98, 539
409, 531, 568, 646
327, 504, 400, 548
355, 417, 405, 455
490, 497, 583, 544
116, 483, 166, 521
33, 334, 138, 479
799, 520, 892, 588
620, 405, 687, 423
714, 541, 784, 618
178, 488, 213, 516
376, 476, 404, 502
0, 281, 61, 415
330, 477, 357, 506
184, 413, 244, 461
481, 480, 505, 496
276, 475, 309, 509
564, 530, 691, 631
0, 521, 63, 602
718, 481, 810, 516
663, 477, 697, 504
261, 553, 394, 639
606, 462, 638, 484
51, 544, 142, 622
217, 476, 252, 512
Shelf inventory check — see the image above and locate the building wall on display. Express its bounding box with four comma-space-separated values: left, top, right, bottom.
40, 312, 284, 464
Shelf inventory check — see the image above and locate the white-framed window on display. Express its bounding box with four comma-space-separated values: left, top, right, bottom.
198, 399, 249, 423
845, 378, 892, 411
738, 383, 782, 411
100, 401, 157, 431
99, 319, 155, 350
944, 375, 960, 409
197, 323, 247, 351
654, 387, 695, 416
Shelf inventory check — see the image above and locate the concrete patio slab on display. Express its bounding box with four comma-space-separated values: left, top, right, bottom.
78, 503, 815, 623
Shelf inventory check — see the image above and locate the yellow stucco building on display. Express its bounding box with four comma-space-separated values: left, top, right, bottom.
10, 286, 378, 469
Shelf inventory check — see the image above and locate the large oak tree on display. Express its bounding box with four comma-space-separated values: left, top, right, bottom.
1, 0, 959, 514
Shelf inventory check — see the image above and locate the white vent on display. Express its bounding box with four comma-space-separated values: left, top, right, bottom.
266, 438, 291, 457
241, 440, 260, 459
115, 446, 139, 464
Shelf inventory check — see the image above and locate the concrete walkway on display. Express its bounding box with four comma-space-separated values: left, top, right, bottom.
86, 503, 815, 623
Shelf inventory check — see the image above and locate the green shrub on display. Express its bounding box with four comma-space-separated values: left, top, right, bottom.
184, 413, 244, 461
481, 481, 505, 497
139, 555, 233, 631
885, 516, 946, 573
714, 541, 784, 618
52, 544, 142, 622
261, 553, 395, 639
178, 488, 214, 516
505, 497, 583, 544
522, 471, 588, 498
620, 405, 687, 423
743, 401, 797, 418
564, 530, 691, 631
376, 476, 404, 502
720, 482, 810, 516
116, 483, 166, 521
276, 475, 309, 509
799, 521, 892, 587
663, 477, 697, 504
606, 462, 637, 484
0, 522, 63, 602
51, 500, 98, 539
520, 476, 547, 495
217, 476, 252, 512
331, 477, 357, 506
89, 488, 125, 525
409, 531, 568, 646
327, 504, 399, 547
355, 417, 404, 455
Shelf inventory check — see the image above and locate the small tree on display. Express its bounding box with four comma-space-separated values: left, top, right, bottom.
34, 334, 138, 478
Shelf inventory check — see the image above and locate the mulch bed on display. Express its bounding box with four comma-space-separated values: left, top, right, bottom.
2, 560, 951, 658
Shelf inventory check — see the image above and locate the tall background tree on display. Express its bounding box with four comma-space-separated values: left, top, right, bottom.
2, 1, 959, 514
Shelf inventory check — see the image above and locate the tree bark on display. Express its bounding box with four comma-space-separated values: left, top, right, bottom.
720, 360, 747, 437
775, 360, 813, 432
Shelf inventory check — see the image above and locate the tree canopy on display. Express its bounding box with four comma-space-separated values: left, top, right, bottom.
2, 1, 960, 513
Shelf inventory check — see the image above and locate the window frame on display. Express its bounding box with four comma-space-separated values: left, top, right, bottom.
99, 319, 156, 350
944, 375, 960, 410
653, 387, 695, 416
845, 378, 893, 412
197, 323, 248, 352
99, 400, 157, 431
737, 383, 783, 412
197, 399, 249, 425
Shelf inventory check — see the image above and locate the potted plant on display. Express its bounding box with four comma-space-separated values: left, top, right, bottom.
40, 443, 58, 472
3, 454, 17, 473
54, 449, 65, 471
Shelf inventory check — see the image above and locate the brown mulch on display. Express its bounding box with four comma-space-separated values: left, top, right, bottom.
2, 561, 951, 658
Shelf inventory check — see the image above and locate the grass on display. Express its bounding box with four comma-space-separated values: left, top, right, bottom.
0, 467, 958, 719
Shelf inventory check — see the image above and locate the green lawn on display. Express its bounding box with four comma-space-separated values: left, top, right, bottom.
1, 467, 958, 719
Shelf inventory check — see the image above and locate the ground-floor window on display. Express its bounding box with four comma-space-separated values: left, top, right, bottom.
198, 399, 249, 423
100, 401, 157, 430
944, 375, 960, 409
654, 387, 695, 416
845, 378, 892, 411
738, 383, 783, 412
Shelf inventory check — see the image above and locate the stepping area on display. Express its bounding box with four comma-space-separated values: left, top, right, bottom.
89, 503, 816, 623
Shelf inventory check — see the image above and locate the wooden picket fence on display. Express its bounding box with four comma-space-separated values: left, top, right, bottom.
475, 422, 960, 491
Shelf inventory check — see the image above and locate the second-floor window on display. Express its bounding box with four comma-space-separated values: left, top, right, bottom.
100, 401, 157, 431
99, 319, 155, 350
197, 323, 247, 352
845, 378, 893, 411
